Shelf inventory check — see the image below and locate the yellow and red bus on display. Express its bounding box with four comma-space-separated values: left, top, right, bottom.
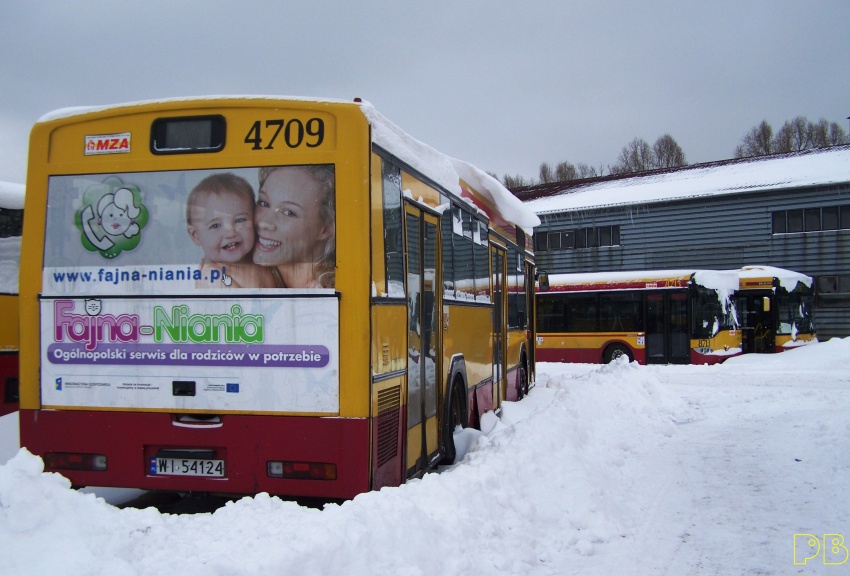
536, 269, 741, 365
19, 97, 538, 498
736, 265, 816, 353
0, 181, 23, 417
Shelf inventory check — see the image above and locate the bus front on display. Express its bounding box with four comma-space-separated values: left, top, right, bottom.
19, 98, 373, 498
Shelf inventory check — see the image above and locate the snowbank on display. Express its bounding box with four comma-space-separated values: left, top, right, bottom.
2, 339, 849, 575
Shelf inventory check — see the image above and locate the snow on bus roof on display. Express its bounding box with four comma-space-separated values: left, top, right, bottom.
36, 95, 352, 123
546, 269, 740, 295
0, 181, 24, 209
524, 145, 850, 215
545, 266, 812, 296
738, 265, 812, 291
357, 101, 540, 232
36, 96, 540, 233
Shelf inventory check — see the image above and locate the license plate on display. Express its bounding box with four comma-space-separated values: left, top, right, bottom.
150, 457, 225, 477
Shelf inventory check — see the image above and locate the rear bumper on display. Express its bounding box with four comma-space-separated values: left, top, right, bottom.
20, 409, 370, 499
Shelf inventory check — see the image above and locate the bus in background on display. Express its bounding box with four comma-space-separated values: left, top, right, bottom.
736, 265, 816, 354
536, 269, 741, 365
0, 181, 23, 417
19, 97, 538, 498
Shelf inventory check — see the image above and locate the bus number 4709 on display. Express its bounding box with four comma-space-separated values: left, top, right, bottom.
244, 118, 325, 150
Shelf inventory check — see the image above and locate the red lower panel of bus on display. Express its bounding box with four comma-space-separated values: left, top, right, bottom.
690, 349, 738, 365
19, 409, 371, 499
0, 353, 19, 417
537, 346, 647, 365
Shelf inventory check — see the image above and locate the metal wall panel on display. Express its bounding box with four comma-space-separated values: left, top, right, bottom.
533, 183, 850, 338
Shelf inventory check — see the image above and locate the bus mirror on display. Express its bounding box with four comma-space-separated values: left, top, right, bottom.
538, 271, 549, 291
762, 296, 770, 312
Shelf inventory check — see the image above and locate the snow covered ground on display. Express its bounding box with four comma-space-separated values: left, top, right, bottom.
1, 339, 849, 575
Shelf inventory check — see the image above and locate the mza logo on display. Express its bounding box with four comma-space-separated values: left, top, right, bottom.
85, 132, 131, 155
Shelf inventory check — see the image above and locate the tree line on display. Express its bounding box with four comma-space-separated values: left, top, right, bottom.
500, 115, 849, 188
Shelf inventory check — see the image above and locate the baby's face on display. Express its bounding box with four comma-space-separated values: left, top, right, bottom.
188, 191, 255, 263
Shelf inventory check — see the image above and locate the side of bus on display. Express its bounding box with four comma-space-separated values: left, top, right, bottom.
535, 266, 816, 366
367, 148, 535, 486
535, 271, 741, 366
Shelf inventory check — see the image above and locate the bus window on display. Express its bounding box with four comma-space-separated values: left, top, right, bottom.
568, 295, 598, 332
599, 292, 642, 332
382, 160, 404, 296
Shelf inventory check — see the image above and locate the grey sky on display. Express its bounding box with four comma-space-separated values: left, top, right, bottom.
1, 1, 848, 185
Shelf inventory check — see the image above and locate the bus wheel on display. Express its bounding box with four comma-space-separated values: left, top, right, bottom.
441, 381, 465, 465
517, 361, 529, 400
603, 344, 632, 364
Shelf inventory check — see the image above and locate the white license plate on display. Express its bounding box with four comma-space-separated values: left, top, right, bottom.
150, 457, 225, 477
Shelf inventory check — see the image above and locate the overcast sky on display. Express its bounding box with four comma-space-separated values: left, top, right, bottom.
1, 1, 848, 185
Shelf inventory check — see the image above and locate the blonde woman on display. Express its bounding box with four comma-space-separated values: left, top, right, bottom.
253, 165, 335, 288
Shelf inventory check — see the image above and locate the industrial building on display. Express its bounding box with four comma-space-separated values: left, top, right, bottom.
515, 145, 850, 338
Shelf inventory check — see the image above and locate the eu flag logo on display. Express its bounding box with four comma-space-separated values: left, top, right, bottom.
226, 383, 239, 393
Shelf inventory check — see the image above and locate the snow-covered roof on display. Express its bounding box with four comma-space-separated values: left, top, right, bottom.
523, 145, 850, 215
0, 181, 25, 209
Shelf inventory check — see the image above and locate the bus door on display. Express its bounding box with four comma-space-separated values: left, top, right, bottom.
736, 293, 775, 353
404, 206, 441, 476
645, 292, 690, 364
491, 247, 507, 407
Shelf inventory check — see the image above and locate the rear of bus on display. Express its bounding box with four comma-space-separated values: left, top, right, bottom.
19, 98, 373, 498
0, 182, 23, 416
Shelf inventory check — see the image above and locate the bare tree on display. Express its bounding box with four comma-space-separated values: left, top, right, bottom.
827, 121, 848, 145
734, 120, 774, 158
555, 161, 578, 181
502, 173, 533, 188
613, 138, 655, 174
576, 163, 601, 178
808, 118, 847, 147
774, 116, 810, 153
652, 134, 687, 168
535, 160, 584, 184
739, 117, 849, 158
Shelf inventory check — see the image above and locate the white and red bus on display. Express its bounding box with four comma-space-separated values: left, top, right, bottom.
536, 269, 741, 365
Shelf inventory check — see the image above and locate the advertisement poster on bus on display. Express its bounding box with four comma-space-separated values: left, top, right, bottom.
40, 296, 340, 413
40, 165, 338, 412
42, 165, 336, 295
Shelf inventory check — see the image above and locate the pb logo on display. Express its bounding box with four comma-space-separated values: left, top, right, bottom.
794, 534, 849, 566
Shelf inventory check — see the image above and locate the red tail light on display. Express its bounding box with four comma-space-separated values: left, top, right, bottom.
44, 452, 108, 471
267, 460, 337, 480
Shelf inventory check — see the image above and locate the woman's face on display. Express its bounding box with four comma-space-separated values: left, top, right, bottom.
253, 167, 331, 266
